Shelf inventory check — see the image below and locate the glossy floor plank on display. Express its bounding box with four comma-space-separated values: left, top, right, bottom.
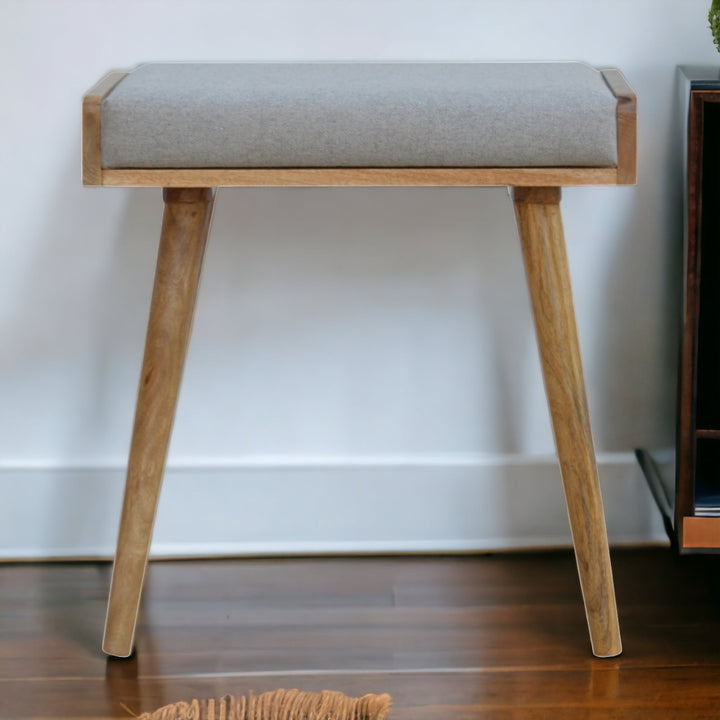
1, 549, 720, 718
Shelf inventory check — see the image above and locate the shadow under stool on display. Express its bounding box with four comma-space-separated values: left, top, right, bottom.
82, 62, 637, 659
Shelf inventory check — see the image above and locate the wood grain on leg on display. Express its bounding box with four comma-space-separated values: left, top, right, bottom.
103, 188, 215, 657
512, 186, 621, 658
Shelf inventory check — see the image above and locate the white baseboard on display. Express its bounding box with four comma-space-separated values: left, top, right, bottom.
0, 454, 668, 559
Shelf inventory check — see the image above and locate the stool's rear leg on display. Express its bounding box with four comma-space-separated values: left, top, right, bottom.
103, 188, 215, 657
511, 186, 621, 658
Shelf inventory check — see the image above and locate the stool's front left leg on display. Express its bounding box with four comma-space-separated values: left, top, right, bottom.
103, 187, 215, 657
511, 186, 621, 658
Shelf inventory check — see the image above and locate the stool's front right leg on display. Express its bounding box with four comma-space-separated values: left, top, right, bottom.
511, 186, 621, 658
103, 187, 215, 657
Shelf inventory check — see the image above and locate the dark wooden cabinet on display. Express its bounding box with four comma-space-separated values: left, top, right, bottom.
675, 67, 720, 550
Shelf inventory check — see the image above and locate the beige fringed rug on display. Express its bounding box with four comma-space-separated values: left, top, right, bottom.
137, 689, 392, 720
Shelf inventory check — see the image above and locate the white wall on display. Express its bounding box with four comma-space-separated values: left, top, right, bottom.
0, 0, 713, 558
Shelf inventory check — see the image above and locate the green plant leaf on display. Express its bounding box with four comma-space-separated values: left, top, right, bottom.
710, 0, 720, 51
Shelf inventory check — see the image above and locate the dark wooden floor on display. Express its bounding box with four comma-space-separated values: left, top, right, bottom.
2, 548, 720, 719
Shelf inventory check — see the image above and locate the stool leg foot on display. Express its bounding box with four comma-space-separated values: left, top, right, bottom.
512, 186, 621, 658
103, 188, 216, 657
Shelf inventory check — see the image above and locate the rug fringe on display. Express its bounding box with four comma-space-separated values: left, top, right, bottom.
138, 689, 392, 720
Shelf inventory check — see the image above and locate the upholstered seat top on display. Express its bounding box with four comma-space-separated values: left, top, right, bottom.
99, 62, 619, 170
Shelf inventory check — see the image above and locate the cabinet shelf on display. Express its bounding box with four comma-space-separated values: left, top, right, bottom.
675, 67, 720, 551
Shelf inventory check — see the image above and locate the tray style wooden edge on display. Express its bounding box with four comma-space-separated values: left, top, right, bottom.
82, 67, 637, 188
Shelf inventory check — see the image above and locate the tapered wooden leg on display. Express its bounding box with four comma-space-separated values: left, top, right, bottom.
103, 188, 215, 657
512, 186, 621, 658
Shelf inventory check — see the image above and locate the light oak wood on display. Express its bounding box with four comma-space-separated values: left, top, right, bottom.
86, 65, 634, 659
102, 187, 215, 657
600, 69, 637, 185
512, 186, 621, 658
99, 167, 622, 188
81, 71, 128, 186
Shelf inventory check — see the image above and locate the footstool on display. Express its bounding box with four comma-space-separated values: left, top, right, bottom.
82, 62, 637, 659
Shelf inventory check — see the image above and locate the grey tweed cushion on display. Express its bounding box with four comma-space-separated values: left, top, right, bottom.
100, 63, 618, 169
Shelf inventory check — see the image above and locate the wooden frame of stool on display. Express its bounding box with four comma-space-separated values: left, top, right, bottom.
82, 68, 636, 660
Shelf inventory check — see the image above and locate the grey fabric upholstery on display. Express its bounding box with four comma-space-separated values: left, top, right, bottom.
100, 62, 618, 169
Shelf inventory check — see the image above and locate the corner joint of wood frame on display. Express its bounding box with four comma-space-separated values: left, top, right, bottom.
82, 70, 129, 187
511, 187, 562, 205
